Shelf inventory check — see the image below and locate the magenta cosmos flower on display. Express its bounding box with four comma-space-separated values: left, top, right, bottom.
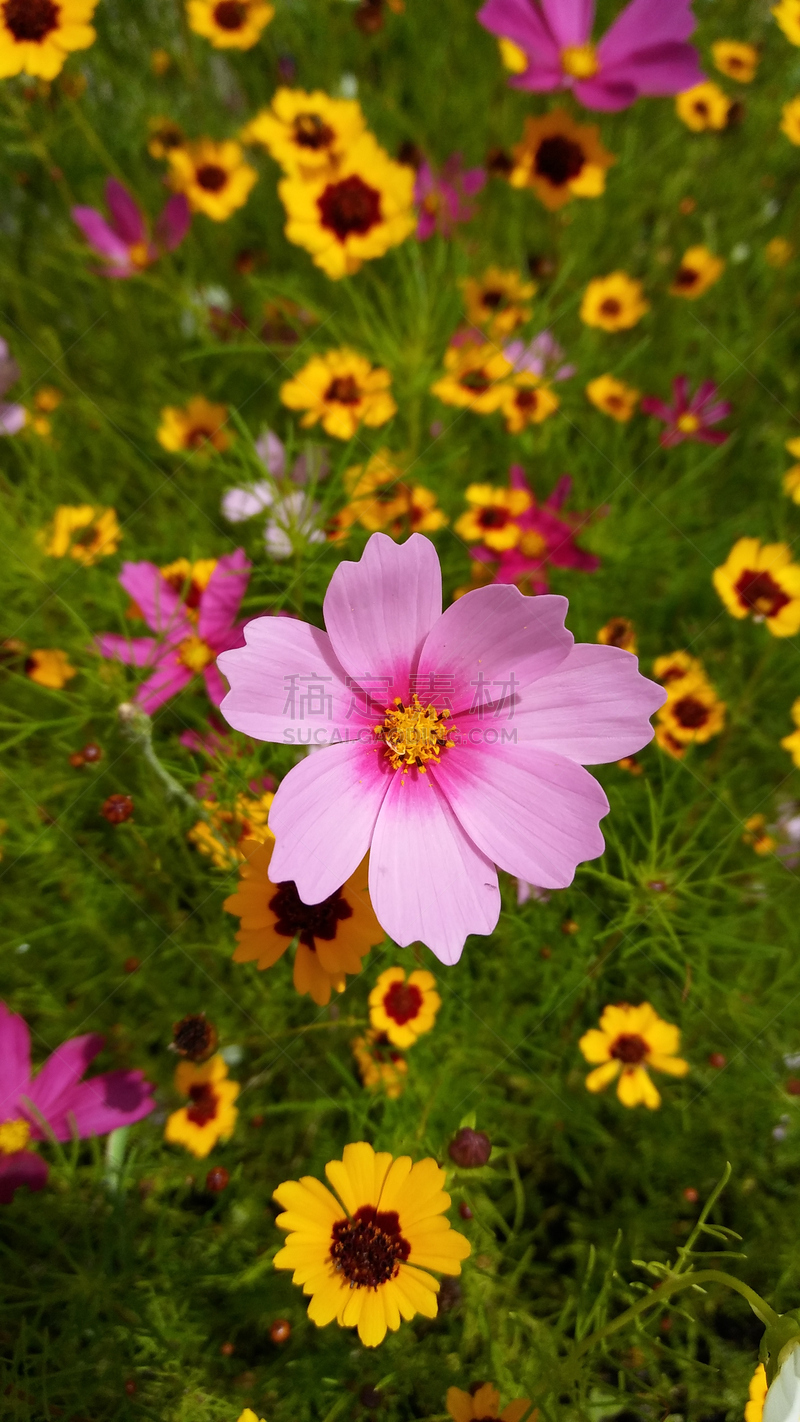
415, 155, 486, 240
641, 376, 731, 448
0, 1001, 155, 1204
96, 550, 251, 714
472, 467, 601, 596
218, 534, 664, 963
478, 0, 703, 111
72, 178, 190, 279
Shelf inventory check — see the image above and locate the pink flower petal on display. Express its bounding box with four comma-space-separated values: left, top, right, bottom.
323, 533, 442, 704
0, 402, 26, 435
94, 634, 159, 668
508, 642, 665, 762
435, 740, 608, 888
0, 1001, 31, 1111
368, 769, 500, 964
219, 617, 354, 742
155, 193, 191, 252
477, 0, 562, 78
119, 562, 188, 637
197, 549, 251, 648
416, 585, 572, 716
268, 742, 392, 903
597, 0, 698, 66
539, 0, 593, 48
25, 1034, 103, 1133
105, 178, 145, 245
203, 661, 228, 706
135, 650, 193, 714
72, 207, 131, 266
640, 396, 672, 422
36, 1070, 155, 1141
588, 43, 703, 102
0, 1150, 48, 1204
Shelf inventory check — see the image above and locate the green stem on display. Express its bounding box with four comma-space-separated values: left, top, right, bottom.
118, 703, 201, 815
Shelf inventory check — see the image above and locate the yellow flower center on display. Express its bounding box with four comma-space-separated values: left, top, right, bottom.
0, 1118, 30, 1154
128, 241, 150, 269
376, 695, 456, 773
519, 530, 547, 558
178, 635, 214, 672
677, 412, 700, 433
561, 43, 599, 79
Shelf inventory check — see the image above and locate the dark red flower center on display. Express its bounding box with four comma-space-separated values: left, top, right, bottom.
268, 880, 353, 950
693, 100, 709, 117
294, 112, 335, 150
672, 695, 710, 729
460, 369, 491, 394
535, 135, 585, 186
383, 980, 423, 1025
734, 569, 791, 619
324, 375, 362, 405
604, 618, 632, 647
173, 1014, 217, 1060
164, 572, 204, 606
478, 507, 509, 529
3, 0, 59, 41
674, 266, 699, 288
330, 1205, 410, 1288
610, 1033, 648, 1065
196, 164, 228, 193
599, 297, 622, 317
318, 174, 382, 241
186, 1082, 219, 1126
481, 288, 504, 310
213, 0, 246, 27
515, 389, 538, 411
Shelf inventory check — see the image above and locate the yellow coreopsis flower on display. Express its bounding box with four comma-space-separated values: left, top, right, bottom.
272, 1141, 470, 1347
586, 374, 640, 421
711, 40, 758, 82
40, 505, 121, 565
368, 967, 441, 1048
187, 0, 274, 49
430, 343, 514, 414
331, 449, 447, 540
0, 0, 98, 79
280, 349, 396, 440
656, 671, 726, 750
509, 108, 615, 210
597, 617, 636, 652
780, 97, 800, 144
579, 1003, 689, 1109
652, 650, 703, 685
675, 81, 731, 131
242, 88, 365, 176
669, 245, 725, 299
164, 1053, 239, 1158
781, 696, 800, 767
500, 376, 559, 432
25, 648, 77, 689
580, 273, 649, 331
455, 484, 532, 552
167, 138, 257, 221
461, 267, 535, 339
774, 0, 800, 46
352, 1031, 408, 1099
156, 396, 231, 454
713, 537, 800, 636
447, 1383, 532, 1422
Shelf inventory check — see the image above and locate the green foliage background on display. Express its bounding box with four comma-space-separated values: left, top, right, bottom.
2, 0, 800, 1417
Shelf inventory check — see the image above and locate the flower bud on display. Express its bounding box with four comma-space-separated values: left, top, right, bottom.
448, 1127, 491, 1168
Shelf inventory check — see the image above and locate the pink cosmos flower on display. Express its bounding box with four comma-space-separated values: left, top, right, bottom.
96, 550, 251, 714
640, 376, 731, 448
217, 533, 664, 963
472, 467, 601, 595
415, 155, 486, 240
0, 1001, 155, 1204
0, 338, 25, 436
72, 178, 191, 279
478, 0, 704, 112
504, 331, 576, 383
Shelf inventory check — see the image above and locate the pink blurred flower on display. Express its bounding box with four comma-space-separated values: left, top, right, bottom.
415, 155, 486, 240
72, 178, 191, 279
504, 331, 576, 382
472, 466, 601, 595
478, 0, 704, 112
0, 1001, 155, 1204
640, 376, 731, 448
0, 339, 25, 436
96, 550, 251, 713
218, 533, 664, 964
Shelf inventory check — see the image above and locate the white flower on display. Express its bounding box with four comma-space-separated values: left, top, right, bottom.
264, 491, 325, 560
222, 481, 274, 522
765, 1343, 800, 1422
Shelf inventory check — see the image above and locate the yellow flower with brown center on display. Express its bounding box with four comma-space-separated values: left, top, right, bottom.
164, 1053, 239, 1158
497, 36, 528, 73
597, 617, 637, 653
781, 696, 800, 768
34, 384, 61, 412
711, 39, 758, 82
766, 236, 794, 268
669, 245, 725, 299
430, 343, 514, 415
148, 116, 185, 160
781, 96, 800, 144
352, 1031, 408, 1099
187, 0, 274, 49
675, 81, 732, 131
508, 109, 615, 211
713, 537, 800, 636
500, 374, 559, 432
447, 1383, 532, 1422
224, 839, 384, 1006
25, 648, 77, 689
0, 0, 98, 79
461, 267, 536, 339
745, 1364, 768, 1422
281, 349, 396, 440
368, 967, 441, 1048
156, 396, 232, 454
580, 273, 649, 331
652, 650, 703, 685
586, 374, 640, 421
188, 791, 273, 870
156, 557, 218, 622
242, 88, 365, 176
742, 813, 776, 857
579, 1002, 689, 1110
167, 138, 257, 221
40, 505, 121, 565
331, 449, 447, 540
272, 1140, 470, 1348
455, 483, 532, 552
773, 0, 800, 45
654, 724, 687, 759
278, 132, 415, 279
656, 671, 726, 748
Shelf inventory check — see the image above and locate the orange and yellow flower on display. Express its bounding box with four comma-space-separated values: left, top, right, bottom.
148, 116, 185, 160
368, 967, 441, 1048
580, 273, 649, 332
669, 245, 725, 299
500, 375, 559, 432
331, 449, 447, 540
711, 40, 758, 82
188, 791, 274, 870
430, 343, 514, 415
39, 505, 121, 565
156, 396, 232, 454
781, 696, 800, 767
461, 267, 535, 339
167, 138, 257, 221
447, 1384, 532, 1422
281, 349, 396, 440
273, 1141, 470, 1347
597, 617, 637, 653
25, 648, 77, 689
187, 0, 274, 49
508, 109, 615, 211
586, 374, 640, 421
0, 0, 98, 79
455, 483, 532, 552
164, 1053, 239, 1158
579, 1003, 689, 1110
656, 671, 726, 753
242, 88, 365, 176
766, 237, 794, 268
713, 537, 800, 637
773, 0, 800, 46
675, 81, 732, 131
352, 1031, 408, 1099
780, 96, 800, 145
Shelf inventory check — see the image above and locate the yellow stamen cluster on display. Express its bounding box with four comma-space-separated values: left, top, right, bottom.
561, 43, 599, 78
0, 1118, 31, 1154
376, 695, 455, 772
178, 635, 214, 672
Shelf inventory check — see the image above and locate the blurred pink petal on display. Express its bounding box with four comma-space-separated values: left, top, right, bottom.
510, 643, 666, 762
197, 549, 251, 648
93, 634, 159, 667
155, 193, 191, 252
136, 649, 194, 714
72, 207, 132, 266
0, 402, 25, 435
0, 1002, 32, 1104
105, 178, 145, 245
0, 1151, 48, 1204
